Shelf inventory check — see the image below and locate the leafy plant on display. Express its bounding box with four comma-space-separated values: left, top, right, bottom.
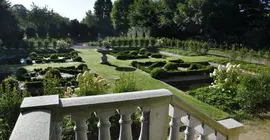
113, 73, 140, 93
77, 72, 108, 96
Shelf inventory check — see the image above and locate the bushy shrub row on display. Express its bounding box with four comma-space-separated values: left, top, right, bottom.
131, 60, 214, 79
109, 49, 163, 60
100, 37, 211, 56
29, 51, 82, 63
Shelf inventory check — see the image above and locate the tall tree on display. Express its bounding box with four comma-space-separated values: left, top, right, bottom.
82, 10, 99, 27
128, 0, 156, 27
94, 0, 115, 38
0, 0, 22, 44
59, 21, 69, 38
69, 19, 80, 39
48, 24, 59, 38
111, 0, 134, 35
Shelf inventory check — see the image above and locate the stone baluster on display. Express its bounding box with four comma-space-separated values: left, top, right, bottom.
50, 115, 63, 140
195, 124, 215, 140
138, 106, 150, 140
71, 113, 89, 140
95, 111, 115, 140
181, 115, 201, 140
117, 108, 136, 140
168, 105, 187, 140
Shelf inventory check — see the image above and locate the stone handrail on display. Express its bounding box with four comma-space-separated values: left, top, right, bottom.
9, 89, 244, 140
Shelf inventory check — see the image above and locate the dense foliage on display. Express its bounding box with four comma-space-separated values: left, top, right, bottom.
188, 63, 270, 119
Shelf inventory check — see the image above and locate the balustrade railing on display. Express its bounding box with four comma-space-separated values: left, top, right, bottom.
9, 89, 243, 140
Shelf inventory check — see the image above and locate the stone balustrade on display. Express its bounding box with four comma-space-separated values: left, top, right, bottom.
9, 89, 244, 140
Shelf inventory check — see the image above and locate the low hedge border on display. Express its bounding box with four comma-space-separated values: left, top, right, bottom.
131, 61, 214, 79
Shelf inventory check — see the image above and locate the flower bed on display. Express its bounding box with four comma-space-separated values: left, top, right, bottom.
131, 59, 214, 79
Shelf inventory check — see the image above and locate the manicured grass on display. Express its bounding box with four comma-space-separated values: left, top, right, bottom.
77, 49, 229, 120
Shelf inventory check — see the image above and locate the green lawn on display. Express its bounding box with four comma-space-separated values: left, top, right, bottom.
77, 49, 229, 120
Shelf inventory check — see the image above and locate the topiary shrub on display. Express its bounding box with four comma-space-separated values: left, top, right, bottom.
151, 68, 168, 79
164, 63, 178, 71
74, 56, 83, 62
26, 59, 33, 65
129, 50, 138, 56
50, 54, 58, 59
16, 68, 28, 81
30, 52, 38, 58
77, 64, 88, 70
45, 69, 62, 78
169, 59, 184, 63
188, 64, 199, 70
149, 61, 166, 69
151, 53, 162, 58
70, 51, 78, 56
145, 52, 151, 56
139, 48, 147, 54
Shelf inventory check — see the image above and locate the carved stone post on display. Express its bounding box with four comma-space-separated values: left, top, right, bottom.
95, 111, 115, 140
168, 105, 187, 140
71, 113, 89, 140
117, 108, 136, 140
138, 107, 150, 140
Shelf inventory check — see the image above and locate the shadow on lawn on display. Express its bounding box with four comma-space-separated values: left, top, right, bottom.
103, 63, 136, 72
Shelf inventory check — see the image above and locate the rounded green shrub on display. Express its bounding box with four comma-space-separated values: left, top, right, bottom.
129, 50, 138, 56
77, 64, 88, 70
74, 56, 83, 62
45, 69, 62, 78
164, 63, 178, 71
30, 52, 38, 58
16, 68, 28, 81
139, 48, 147, 54
188, 64, 199, 70
169, 59, 184, 63
151, 53, 162, 58
151, 68, 168, 79
149, 61, 166, 69
26, 59, 33, 65
50, 54, 58, 59
145, 52, 151, 56
70, 51, 78, 56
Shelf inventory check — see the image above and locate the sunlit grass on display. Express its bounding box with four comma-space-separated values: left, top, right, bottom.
77, 49, 229, 120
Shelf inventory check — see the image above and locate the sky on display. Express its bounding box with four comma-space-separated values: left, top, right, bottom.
9, 0, 116, 21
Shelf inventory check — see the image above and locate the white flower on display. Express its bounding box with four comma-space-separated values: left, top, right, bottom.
225, 78, 228, 83
226, 66, 232, 73
222, 88, 225, 91
214, 80, 217, 83
218, 65, 222, 71
210, 73, 213, 77
237, 64, 241, 68
213, 69, 217, 76
212, 85, 217, 88
226, 63, 231, 68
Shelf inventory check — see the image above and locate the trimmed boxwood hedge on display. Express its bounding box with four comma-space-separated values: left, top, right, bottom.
151, 53, 163, 58
131, 61, 214, 79
77, 64, 88, 70
116, 54, 148, 60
